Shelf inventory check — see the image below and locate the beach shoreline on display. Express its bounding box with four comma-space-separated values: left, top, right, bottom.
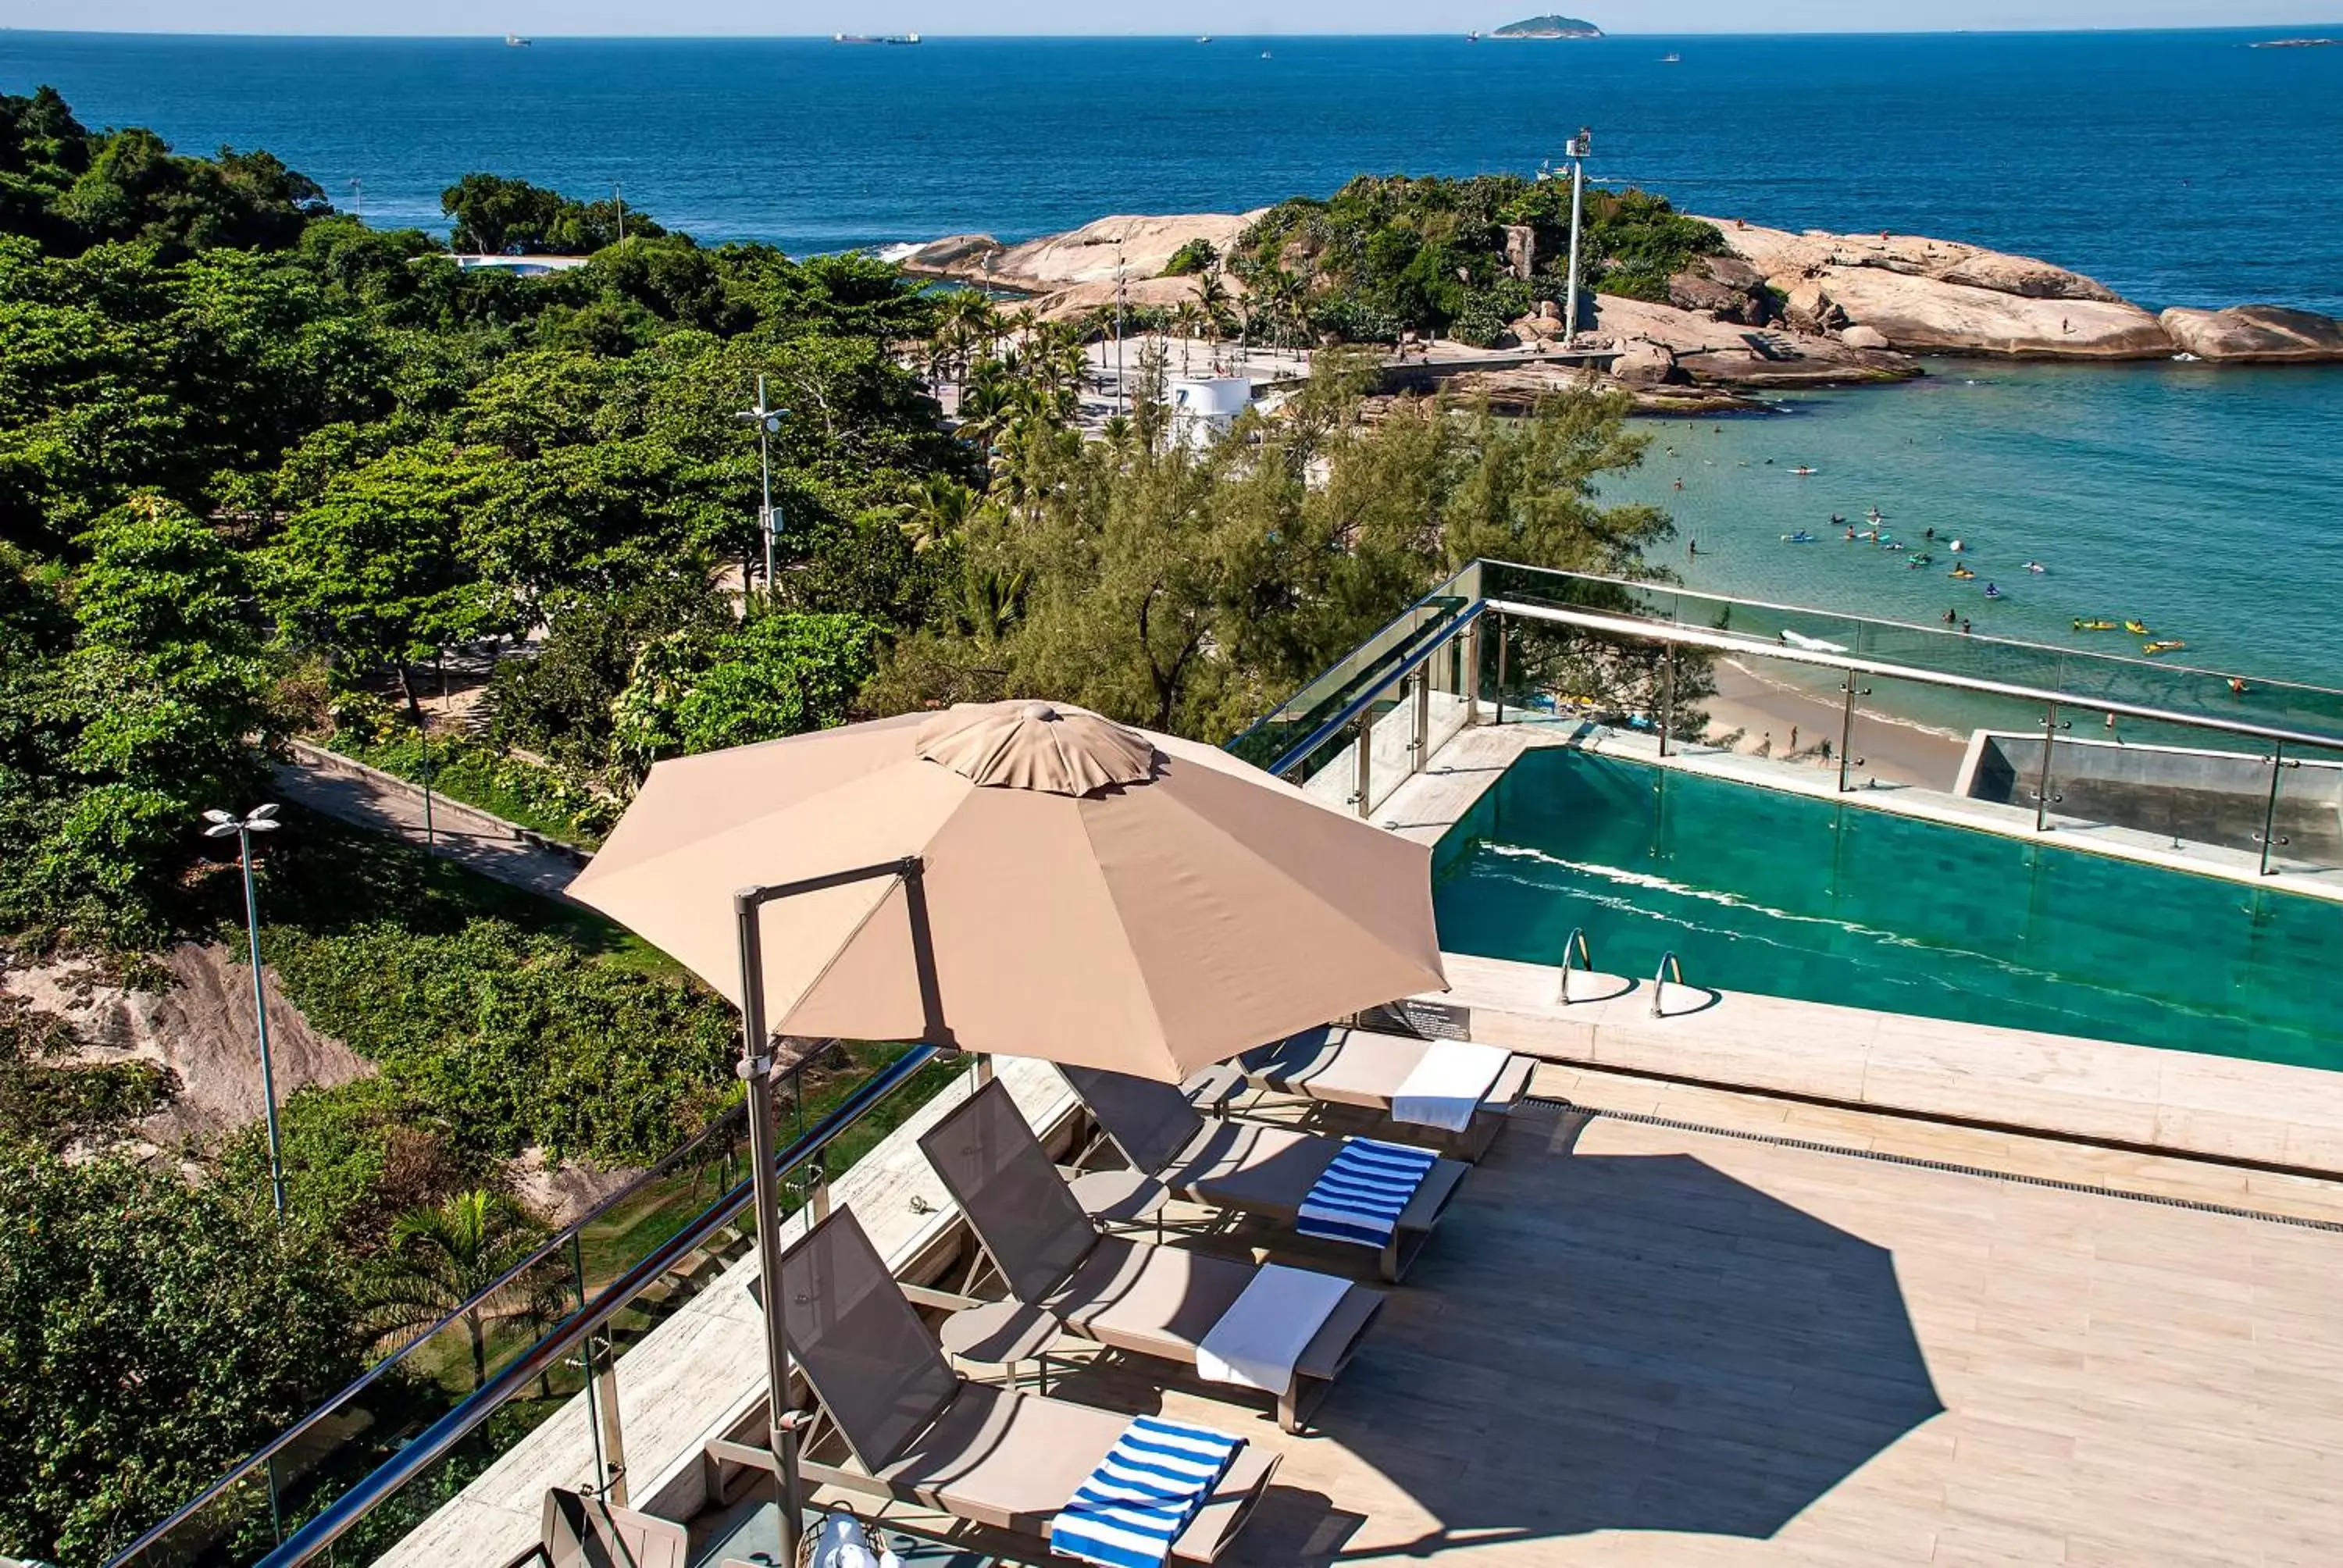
1699, 657, 1971, 791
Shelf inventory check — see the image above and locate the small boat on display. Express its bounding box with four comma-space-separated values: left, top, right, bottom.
504, 32, 531, 45
1660, 52, 1682, 62
1781, 529, 1817, 543
1261, 49, 1273, 58
2123, 618, 2150, 635
1781, 629, 1850, 654
1949, 565, 1976, 580
2074, 618, 2119, 632
2143, 640, 2188, 656
1465, 30, 1480, 41
1790, 465, 1817, 476
1196, 34, 1212, 42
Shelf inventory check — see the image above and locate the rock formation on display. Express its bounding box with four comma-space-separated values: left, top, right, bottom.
901, 212, 1264, 291
1585, 295, 1921, 387
2159, 305, 2343, 362
1696, 216, 2172, 358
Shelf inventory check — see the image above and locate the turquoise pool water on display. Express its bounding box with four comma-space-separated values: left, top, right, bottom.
1433, 748, 2343, 1070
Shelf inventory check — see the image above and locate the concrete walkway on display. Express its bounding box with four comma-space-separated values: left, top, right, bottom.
273, 742, 587, 900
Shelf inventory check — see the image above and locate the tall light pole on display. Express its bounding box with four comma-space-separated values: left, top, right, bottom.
204, 804, 286, 1219
736, 376, 786, 597
1562, 126, 1592, 344
1114, 242, 1128, 418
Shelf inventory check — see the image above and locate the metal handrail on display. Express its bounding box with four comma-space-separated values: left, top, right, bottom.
174, 1045, 944, 1568
1484, 598, 2343, 756
1262, 602, 1487, 779
1475, 557, 2343, 705
1650, 951, 1685, 1018
1556, 927, 1593, 1003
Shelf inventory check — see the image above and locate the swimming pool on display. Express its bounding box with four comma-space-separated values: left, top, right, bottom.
1433, 747, 2343, 1071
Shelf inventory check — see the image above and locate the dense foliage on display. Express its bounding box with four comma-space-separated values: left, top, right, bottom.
1229, 174, 1724, 344
0, 1142, 359, 1562
0, 88, 1689, 1564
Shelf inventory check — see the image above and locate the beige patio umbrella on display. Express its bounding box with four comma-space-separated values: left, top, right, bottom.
569, 698, 1443, 1558
569, 698, 1447, 1080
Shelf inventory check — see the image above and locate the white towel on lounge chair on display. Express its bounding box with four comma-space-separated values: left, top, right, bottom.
1194, 1263, 1350, 1395
1393, 1040, 1509, 1132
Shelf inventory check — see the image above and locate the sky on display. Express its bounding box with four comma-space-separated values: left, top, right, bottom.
8, 4, 2341, 37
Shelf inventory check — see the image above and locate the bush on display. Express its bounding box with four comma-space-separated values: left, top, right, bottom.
1160, 238, 1219, 277
334, 728, 619, 846
262, 918, 737, 1167
0, 1142, 359, 1564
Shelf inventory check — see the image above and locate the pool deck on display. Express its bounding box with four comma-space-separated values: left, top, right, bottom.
1381, 722, 2343, 1181
384, 1067, 2343, 1568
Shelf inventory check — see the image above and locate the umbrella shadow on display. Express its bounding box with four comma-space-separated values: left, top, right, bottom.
1241, 1120, 1945, 1557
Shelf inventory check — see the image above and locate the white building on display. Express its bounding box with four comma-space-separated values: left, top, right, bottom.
1164, 376, 1253, 449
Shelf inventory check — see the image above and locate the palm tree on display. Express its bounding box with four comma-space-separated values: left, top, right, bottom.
900, 474, 981, 554
1193, 272, 1232, 350
366, 1189, 553, 1391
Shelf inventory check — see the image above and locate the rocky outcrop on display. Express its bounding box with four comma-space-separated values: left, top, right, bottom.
1024, 273, 1237, 323
1667, 254, 1773, 324
5, 943, 372, 1149
1610, 338, 1677, 386
1802, 268, 2172, 358
1587, 294, 1921, 387
2159, 305, 2343, 362
1696, 216, 2174, 358
901, 212, 1263, 291
1501, 224, 1538, 281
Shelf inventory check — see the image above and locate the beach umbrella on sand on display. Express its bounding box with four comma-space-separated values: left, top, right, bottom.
569, 697, 1446, 1078
566, 697, 1446, 1552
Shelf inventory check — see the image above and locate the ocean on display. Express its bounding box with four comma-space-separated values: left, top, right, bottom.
5, 28, 2341, 685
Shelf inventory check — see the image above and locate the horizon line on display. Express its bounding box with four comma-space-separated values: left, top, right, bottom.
6, 22, 2342, 41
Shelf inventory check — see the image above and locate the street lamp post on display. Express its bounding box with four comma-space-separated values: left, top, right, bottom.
736, 377, 787, 597
204, 804, 286, 1218
1562, 127, 1592, 344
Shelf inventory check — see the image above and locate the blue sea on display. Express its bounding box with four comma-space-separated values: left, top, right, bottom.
5, 28, 2341, 683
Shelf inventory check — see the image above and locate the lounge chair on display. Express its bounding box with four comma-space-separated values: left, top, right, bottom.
498, 1488, 686, 1568
1060, 1063, 1468, 1284
918, 1079, 1382, 1433
751, 1206, 1280, 1564
1210, 1024, 1533, 1163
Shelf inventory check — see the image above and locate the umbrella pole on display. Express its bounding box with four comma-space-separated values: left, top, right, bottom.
730, 856, 925, 1559
733, 892, 807, 1563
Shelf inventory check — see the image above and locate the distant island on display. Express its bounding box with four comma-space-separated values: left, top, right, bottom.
1489, 15, 1604, 38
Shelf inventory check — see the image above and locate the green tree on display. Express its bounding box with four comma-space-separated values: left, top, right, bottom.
611, 609, 879, 775
0, 1142, 358, 1564
265, 443, 497, 710
440, 173, 665, 256
363, 1188, 553, 1390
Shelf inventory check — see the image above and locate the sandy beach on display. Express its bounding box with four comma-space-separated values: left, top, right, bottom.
1699, 657, 1971, 790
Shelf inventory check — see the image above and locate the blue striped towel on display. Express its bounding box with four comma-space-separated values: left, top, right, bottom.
1048, 1415, 1246, 1568
1295, 1137, 1438, 1249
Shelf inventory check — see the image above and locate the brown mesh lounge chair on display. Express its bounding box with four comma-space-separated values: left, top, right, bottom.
773, 1207, 1279, 1563
498, 1488, 686, 1568
1061, 1063, 1468, 1284
1213, 1024, 1534, 1163
918, 1079, 1382, 1433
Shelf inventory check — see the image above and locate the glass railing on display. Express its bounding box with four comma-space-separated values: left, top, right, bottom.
1237, 558, 2343, 894
106, 1042, 961, 1568
1225, 561, 1482, 775
1475, 561, 2343, 749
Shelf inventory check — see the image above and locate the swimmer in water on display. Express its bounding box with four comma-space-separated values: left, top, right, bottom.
1943, 608, 1957, 625
1924, 526, 1935, 541
1673, 477, 1683, 490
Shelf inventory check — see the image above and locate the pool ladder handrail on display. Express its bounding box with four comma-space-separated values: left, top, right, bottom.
1556, 927, 1594, 1004
1650, 950, 1685, 1017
